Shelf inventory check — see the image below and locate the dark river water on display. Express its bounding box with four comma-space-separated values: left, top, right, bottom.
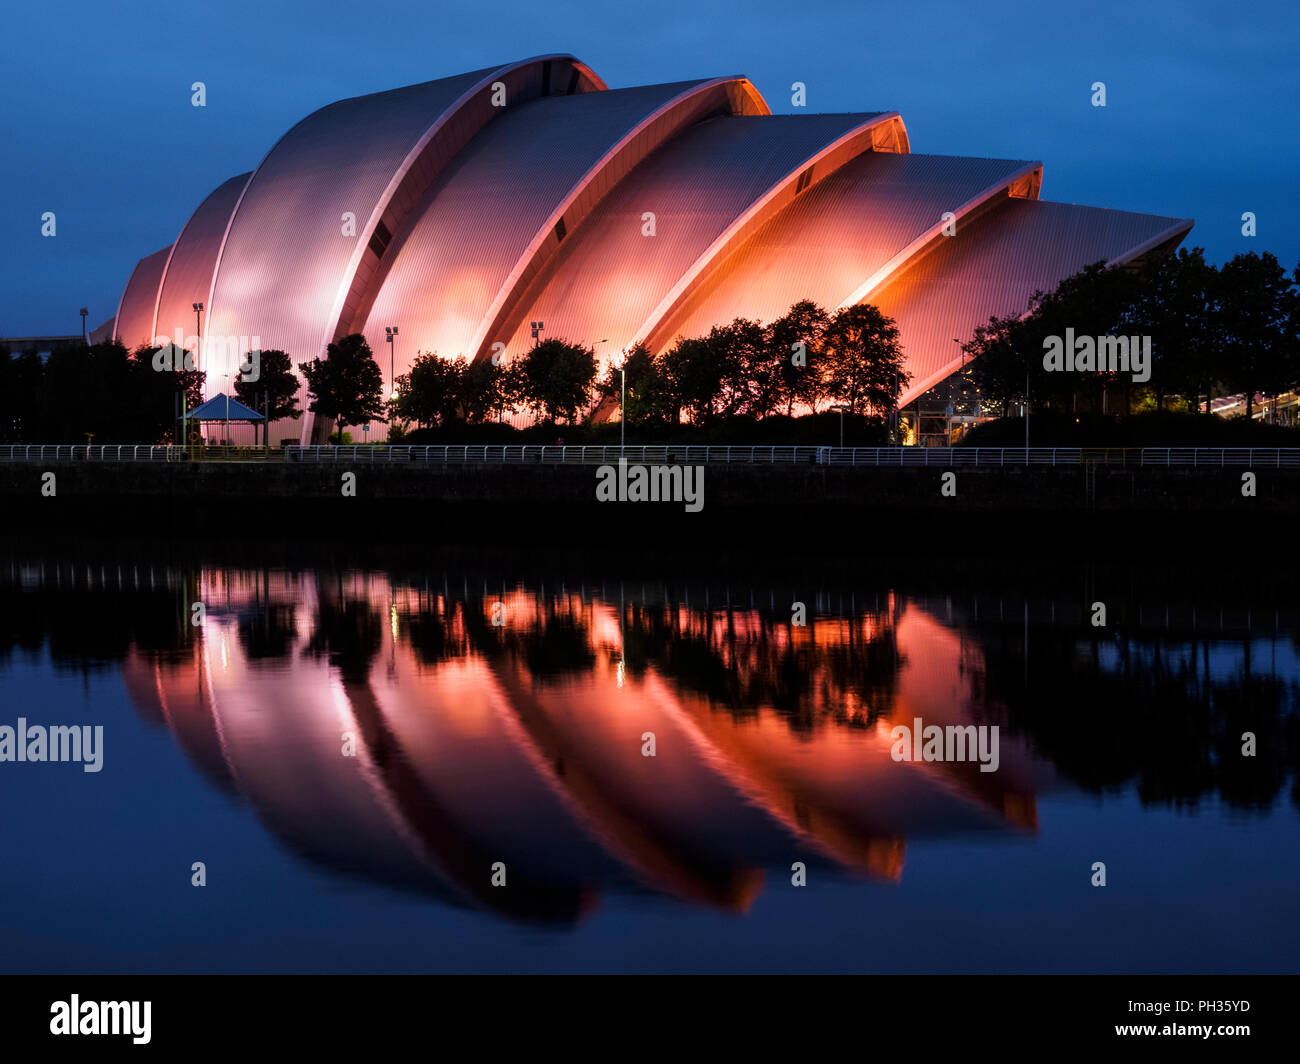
1, 553, 1297, 973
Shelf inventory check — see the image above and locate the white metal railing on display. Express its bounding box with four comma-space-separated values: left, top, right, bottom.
282, 444, 823, 465
283, 445, 1300, 468
0, 444, 182, 462
5, 444, 1300, 469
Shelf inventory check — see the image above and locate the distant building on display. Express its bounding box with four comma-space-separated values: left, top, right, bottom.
103, 55, 1191, 442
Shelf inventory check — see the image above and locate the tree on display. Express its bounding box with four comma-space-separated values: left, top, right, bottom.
393, 352, 464, 428
595, 342, 674, 426
23, 338, 194, 443
661, 335, 720, 423
233, 349, 301, 424
1218, 251, 1298, 419
129, 342, 203, 443
966, 313, 1031, 418
660, 322, 756, 423
1126, 247, 1221, 413
708, 317, 767, 417
517, 338, 597, 424
1021, 261, 1141, 412
458, 356, 517, 423
301, 333, 386, 442
767, 300, 830, 416
822, 304, 908, 418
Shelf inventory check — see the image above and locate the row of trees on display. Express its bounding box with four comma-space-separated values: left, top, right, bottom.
0, 342, 201, 443
388, 301, 910, 432
0, 341, 304, 444
8, 246, 1296, 443
966, 250, 1300, 419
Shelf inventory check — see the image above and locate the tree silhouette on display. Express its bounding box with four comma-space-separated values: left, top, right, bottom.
1219, 251, 1298, 419
393, 352, 465, 427
301, 333, 386, 443
233, 349, 301, 425
517, 338, 597, 424
822, 304, 908, 417
768, 300, 830, 416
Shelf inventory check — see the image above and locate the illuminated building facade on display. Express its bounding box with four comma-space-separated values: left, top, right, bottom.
101, 55, 1192, 441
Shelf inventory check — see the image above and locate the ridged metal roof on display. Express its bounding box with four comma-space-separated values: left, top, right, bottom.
497, 113, 890, 370
358, 78, 762, 376
202, 57, 604, 409
112, 246, 171, 350
153, 173, 251, 346
667, 151, 1040, 346
872, 197, 1193, 404
103, 57, 1195, 434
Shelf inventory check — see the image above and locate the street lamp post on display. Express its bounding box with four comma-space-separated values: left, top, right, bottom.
189, 302, 204, 453
950, 338, 964, 443
892, 365, 900, 443
192, 302, 204, 366
79, 307, 88, 344
830, 404, 848, 448
1025, 369, 1030, 450
385, 326, 399, 402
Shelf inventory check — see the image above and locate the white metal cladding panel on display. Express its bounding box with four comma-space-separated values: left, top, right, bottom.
870, 198, 1192, 404
496, 113, 886, 368
204, 66, 501, 369
359, 80, 725, 367
113, 247, 171, 350
153, 173, 250, 346
667, 152, 1037, 342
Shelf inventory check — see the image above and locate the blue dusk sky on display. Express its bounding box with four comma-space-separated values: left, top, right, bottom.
1, 0, 1296, 336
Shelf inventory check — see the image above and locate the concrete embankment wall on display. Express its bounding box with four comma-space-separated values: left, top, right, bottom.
0, 461, 1292, 555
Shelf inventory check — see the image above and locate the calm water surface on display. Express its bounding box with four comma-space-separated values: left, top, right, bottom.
1, 558, 1296, 972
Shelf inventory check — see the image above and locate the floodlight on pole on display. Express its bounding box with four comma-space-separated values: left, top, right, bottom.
385, 326, 399, 400
192, 302, 204, 373
187, 302, 204, 453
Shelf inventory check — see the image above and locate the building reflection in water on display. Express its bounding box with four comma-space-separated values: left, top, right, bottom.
115, 568, 1053, 927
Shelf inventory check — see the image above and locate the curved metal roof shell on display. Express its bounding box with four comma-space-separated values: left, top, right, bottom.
201, 57, 604, 399
665, 151, 1041, 348
495, 112, 900, 374
101, 56, 1195, 435
358, 77, 768, 375
871, 197, 1194, 405
152, 172, 251, 347
112, 246, 171, 350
